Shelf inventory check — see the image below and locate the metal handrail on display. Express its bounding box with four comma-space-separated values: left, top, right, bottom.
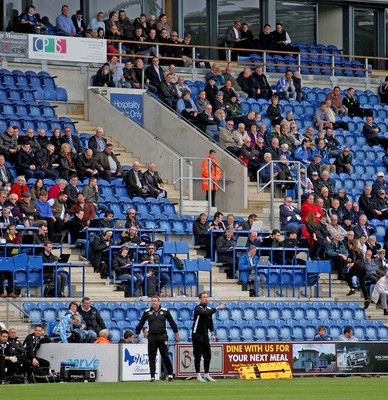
173, 156, 226, 216
256, 160, 305, 230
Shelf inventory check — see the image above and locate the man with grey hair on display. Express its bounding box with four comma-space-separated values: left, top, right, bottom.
94, 143, 123, 183
143, 162, 167, 199
223, 65, 247, 99
125, 161, 150, 198
88, 127, 107, 155
34, 143, 60, 180
216, 227, 237, 278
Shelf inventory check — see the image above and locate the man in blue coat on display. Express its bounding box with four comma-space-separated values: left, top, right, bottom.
238, 245, 266, 296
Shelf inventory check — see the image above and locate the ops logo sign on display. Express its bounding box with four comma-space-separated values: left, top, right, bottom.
32, 37, 67, 54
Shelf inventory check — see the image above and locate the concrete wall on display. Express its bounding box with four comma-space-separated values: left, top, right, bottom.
87, 89, 181, 183
142, 95, 248, 212
318, 5, 344, 50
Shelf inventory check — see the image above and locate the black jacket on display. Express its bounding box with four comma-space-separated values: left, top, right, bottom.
77, 305, 106, 335
23, 333, 51, 360
192, 303, 216, 336
136, 306, 178, 337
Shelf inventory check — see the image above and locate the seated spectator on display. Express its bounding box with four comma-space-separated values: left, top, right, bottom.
122, 60, 140, 89
5, 196, 23, 225
10, 176, 28, 201
193, 213, 211, 258
372, 171, 388, 196
20, 5, 45, 34
216, 227, 236, 278
32, 222, 49, 246
132, 27, 157, 61
68, 193, 96, 225
279, 196, 303, 232
197, 104, 220, 141
327, 213, 347, 240
258, 23, 273, 50
0, 126, 17, 162
326, 86, 347, 116
372, 271, 388, 315
105, 11, 123, 36
204, 76, 218, 107
175, 76, 190, 98
88, 127, 107, 155
62, 127, 82, 156
49, 128, 65, 154
56, 5, 76, 36
19, 191, 39, 226
77, 149, 100, 181
145, 56, 164, 90
93, 329, 112, 344
276, 70, 296, 101
325, 232, 348, 279
280, 111, 295, 132
77, 297, 107, 342
219, 120, 239, 156
109, 56, 129, 88
195, 90, 210, 113
88, 11, 105, 32
313, 141, 336, 174
72, 10, 86, 37
213, 91, 227, 113
205, 63, 225, 87
82, 177, 99, 208
125, 161, 150, 198
20, 128, 41, 154
34, 143, 60, 180
35, 190, 56, 239
238, 245, 266, 295
16, 141, 45, 179
223, 65, 248, 99
343, 87, 372, 117
0, 155, 12, 191
94, 144, 123, 183
240, 22, 260, 50
158, 73, 179, 108
94, 63, 115, 87
123, 209, 142, 230
294, 138, 313, 165
354, 214, 375, 239
313, 325, 332, 341
42, 241, 68, 297
176, 90, 198, 121
314, 102, 333, 131
259, 153, 285, 189
139, 242, 170, 296
121, 225, 145, 247
133, 13, 148, 37
363, 248, 383, 284
225, 95, 242, 122
36, 129, 49, 149
67, 209, 87, 244
119, 330, 134, 344
358, 186, 381, 221
292, 71, 303, 102
324, 99, 349, 130
237, 67, 260, 99
334, 147, 352, 174
240, 213, 258, 231
363, 116, 388, 149
48, 191, 69, 235
240, 138, 261, 180
324, 128, 341, 157
246, 231, 262, 246
379, 76, 388, 104
47, 179, 67, 201
268, 137, 282, 161
252, 65, 273, 100
320, 186, 333, 210
365, 235, 380, 258
272, 23, 299, 52
97, 210, 115, 229
301, 193, 324, 222
299, 168, 314, 198
328, 198, 344, 222
221, 79, 239, 103
143, 163, 167, 199
266, 95, 282, 126
113, 246, 144, 297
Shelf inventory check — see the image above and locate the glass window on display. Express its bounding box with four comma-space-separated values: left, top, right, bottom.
217, 0, 261, 46
89, 1, 141, 23
355, 9, 377, 63
183, 0, 207, 47
143, 0, 164, 18
276, 1, 316, 44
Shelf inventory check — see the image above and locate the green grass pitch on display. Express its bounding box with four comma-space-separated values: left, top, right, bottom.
1, 378, 388, 400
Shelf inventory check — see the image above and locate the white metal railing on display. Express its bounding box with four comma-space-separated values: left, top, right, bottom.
257, 160, 305, 230
173, 156, 226, 216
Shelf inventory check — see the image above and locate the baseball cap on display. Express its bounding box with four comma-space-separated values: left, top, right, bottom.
314, 153, 322, 158
217, 91, 223, 95
312, 171, 319, 176
377, 172, 384, 177
22, 192, 31, 197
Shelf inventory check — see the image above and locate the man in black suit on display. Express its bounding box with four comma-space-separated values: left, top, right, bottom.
125, 161, 150, 198
143, 163, 167, 199
145, 56, 164, 90
62, 127, 82, 155
363, 116, 388, 149
224, 20, 242, 48
71, 10, 86, 37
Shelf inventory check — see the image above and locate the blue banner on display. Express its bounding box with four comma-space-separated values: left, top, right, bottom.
110, 92, 144, 126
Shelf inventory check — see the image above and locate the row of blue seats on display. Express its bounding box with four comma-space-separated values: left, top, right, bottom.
23, 300, 367, 323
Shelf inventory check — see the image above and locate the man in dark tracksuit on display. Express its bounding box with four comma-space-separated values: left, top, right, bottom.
192, 292, 226, 382
135, 296, 180, 382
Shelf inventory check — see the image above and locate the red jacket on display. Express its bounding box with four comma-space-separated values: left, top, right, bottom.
300, 201, 324, 223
